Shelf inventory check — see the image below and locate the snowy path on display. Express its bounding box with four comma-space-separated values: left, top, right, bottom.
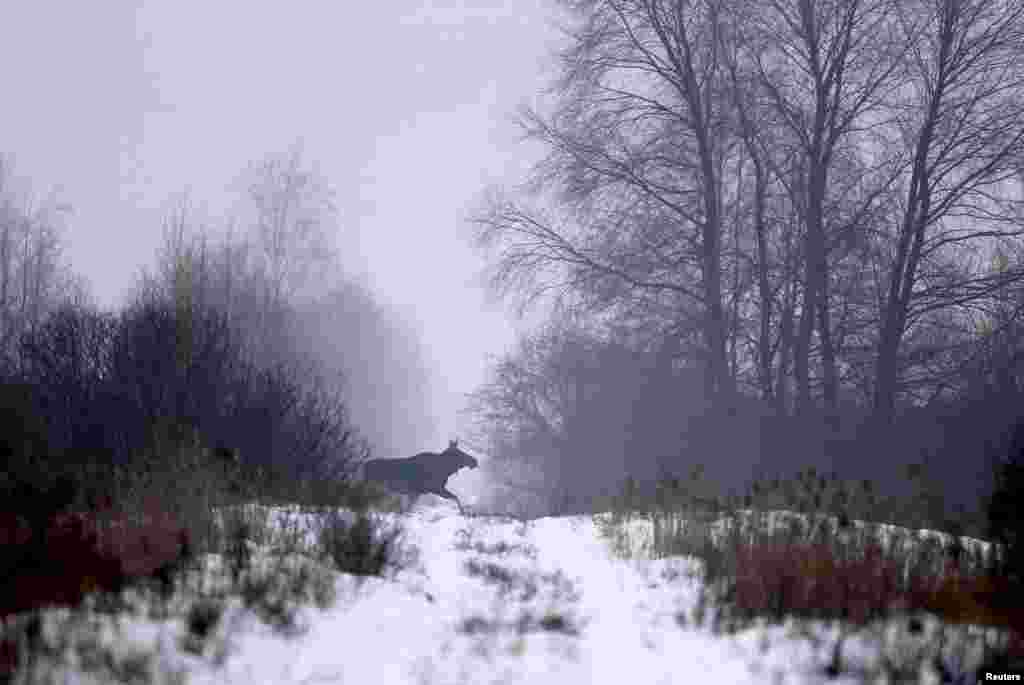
184, 505, 859, 685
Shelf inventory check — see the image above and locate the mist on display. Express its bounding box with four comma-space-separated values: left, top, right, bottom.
0, 1, 558, 459
2, 1, 1023, 535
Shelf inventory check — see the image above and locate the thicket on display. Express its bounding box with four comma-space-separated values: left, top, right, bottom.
0, 291, 413, 679
2, 296, 367, 494
986, 417, 1024, 587
595, 447, 1024, 682
0, 291, 390, 593
468, 319, 1018, 538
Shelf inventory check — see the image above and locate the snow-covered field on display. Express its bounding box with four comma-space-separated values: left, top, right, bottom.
5, 501, 1015, 684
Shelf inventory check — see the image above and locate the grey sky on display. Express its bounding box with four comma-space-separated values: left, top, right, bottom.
0, 1, 560, 452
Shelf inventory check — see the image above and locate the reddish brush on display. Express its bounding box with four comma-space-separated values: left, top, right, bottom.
0, 508, 191, 620
0, 513, 120, 618
728, 539, 906, 624
728, 534, 1024, 642
0, 511, 31, 547
0, 505, 192, 680
85, 510, 192, 579
909, 560, 1024, 635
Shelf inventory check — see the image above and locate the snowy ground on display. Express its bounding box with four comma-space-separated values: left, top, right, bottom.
7, 501, 1013, 684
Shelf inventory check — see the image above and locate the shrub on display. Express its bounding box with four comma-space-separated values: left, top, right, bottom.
717, 538, 906, 625
987, 418, 1024, 586
0, 514, 124, 620
183, 598, 225, 655
317, 510, 404, 577
0, 500, 193, 622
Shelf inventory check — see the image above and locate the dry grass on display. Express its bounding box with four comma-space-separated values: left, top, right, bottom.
0, 422, 412, 682
723, 539, 906, 624
597, 464, 1024, 679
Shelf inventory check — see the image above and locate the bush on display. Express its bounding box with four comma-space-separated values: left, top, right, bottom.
985, 417, 1024, 607
0, 382, 52, 496
183, 598, 225, 655
0, 503, 193, 621
12, 299, 369, 499
317, 510, 405, 577
599, 464, 1024, 646
719, 538, 906, 625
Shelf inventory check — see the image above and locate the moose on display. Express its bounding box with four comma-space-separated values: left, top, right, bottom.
362, 440, 478, 512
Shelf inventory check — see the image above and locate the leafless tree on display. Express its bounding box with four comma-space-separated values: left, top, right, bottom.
463, 315, 637, 507
241, 142, 338, 309
473, 0, 739, 406
871, 0, 1024, 423
471, 1, 1024, 489
0, 155, 84, 365
736, 0, 906, 416
140, 153, 436, 458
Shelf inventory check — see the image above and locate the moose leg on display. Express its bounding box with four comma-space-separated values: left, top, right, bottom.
434, 487, 464, 514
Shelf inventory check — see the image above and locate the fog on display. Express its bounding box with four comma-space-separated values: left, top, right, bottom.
0, 1, 558, 455
2, 2, 1022, 532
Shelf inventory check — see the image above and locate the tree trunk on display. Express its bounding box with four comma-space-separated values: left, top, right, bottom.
684, 34, 732, 409
753, 158, 775, 402
818, 272, 838, 412
872, 59, 944, 425
776, 281, 796, 417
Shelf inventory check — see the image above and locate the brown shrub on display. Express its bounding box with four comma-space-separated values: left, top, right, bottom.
0, 507, 191, 620
908, 561, 1024, 634
0, 513, 124, 619
727, 539, 906, 624
86, 509, 192, 579
0, 511, 31, 547
0, 504, 193, 682
724, 533, 1024, 649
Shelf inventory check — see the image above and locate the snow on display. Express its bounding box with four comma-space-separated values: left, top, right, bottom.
5, 500, 1012, 684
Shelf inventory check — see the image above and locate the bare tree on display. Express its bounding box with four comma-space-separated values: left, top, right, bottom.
739, 0, 906, 416
473, 0, 739, 406
871, 0, 1024, 423
241, 142, 337, 309
0, 155, 83, 365
143, 153, 334, 371
140, 154, 437, 459
464, 316, 640, 508
728, 60, 780, 402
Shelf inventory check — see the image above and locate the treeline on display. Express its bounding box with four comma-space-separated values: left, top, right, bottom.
0, 145, 433, 507
465, 0, 1024, 532
3, 299, 363, 486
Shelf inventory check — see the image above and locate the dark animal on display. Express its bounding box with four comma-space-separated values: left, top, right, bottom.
363, 440, 479, 512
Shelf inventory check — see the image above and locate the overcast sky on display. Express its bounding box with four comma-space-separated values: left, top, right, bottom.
0, 1, 562, 452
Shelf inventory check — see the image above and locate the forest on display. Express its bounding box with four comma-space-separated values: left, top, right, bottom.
0, 146, 436, 514
461, 0, 1024, 539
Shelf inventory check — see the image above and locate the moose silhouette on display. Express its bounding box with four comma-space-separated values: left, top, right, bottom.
362, 440, 478, 512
